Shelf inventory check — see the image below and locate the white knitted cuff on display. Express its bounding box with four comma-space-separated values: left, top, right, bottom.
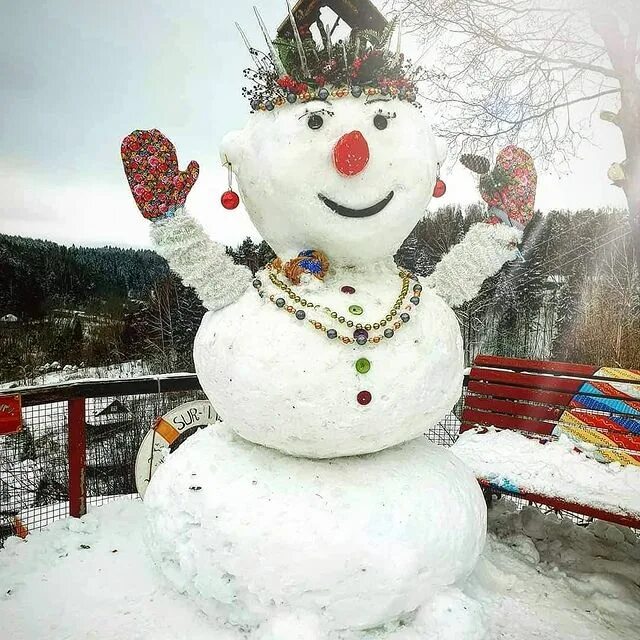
426, 223, 522, 308
150, 208, 251, 312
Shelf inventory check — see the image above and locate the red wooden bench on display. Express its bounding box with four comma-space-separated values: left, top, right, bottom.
452, 355, 640, 529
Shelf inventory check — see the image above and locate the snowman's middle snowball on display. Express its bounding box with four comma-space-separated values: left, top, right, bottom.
193, 261, 464, 459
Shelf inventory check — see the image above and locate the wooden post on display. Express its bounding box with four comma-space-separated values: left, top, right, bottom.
68, 397, 87, 518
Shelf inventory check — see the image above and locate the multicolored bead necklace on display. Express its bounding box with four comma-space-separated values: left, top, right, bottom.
252, 261, 423, 347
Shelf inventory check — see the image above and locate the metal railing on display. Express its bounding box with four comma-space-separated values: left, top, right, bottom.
0, 374, 466, 545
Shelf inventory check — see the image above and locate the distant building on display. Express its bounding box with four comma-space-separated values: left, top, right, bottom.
88, 398, 131, 425
85, 399, 132, 442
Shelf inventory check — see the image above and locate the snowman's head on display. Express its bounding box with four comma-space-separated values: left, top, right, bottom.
221, 96, 446, 266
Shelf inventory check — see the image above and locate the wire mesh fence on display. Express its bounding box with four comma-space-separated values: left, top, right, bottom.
1, 401, 69, 539
0, 378, 209, 547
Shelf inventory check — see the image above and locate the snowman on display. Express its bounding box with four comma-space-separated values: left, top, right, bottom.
121, 2, 536, 635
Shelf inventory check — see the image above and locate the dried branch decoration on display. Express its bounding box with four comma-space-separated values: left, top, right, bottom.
239, 0, 427, 112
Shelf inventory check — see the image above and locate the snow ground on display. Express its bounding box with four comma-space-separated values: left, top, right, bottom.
1, 498, 638, 640
453, 428, 640, 518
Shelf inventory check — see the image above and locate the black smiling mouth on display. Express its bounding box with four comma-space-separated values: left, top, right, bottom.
318, 191, 395, 218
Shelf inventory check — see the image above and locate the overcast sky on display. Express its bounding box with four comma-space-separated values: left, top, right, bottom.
0, 0, 628, 250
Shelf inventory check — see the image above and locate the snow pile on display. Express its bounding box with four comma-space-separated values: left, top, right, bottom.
15, 495, 137, 532
1, 495, 638, 639
145, 425, 486, 631
467, 501, 640, 640
0, 360, 149, 390
452, 428, 640, 517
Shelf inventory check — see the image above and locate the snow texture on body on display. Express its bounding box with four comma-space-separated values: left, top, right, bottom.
194, 262, 463, 458
2, 496, 638, 640
453, 428, 640, 518
144, 425, 487, 631
145, 94, 522, 458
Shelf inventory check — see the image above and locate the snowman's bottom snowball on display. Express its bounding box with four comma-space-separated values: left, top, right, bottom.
144, 426, 487, 631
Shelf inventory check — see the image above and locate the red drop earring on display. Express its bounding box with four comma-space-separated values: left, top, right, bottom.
433, 163, 447, 198
221, 158, 240, 210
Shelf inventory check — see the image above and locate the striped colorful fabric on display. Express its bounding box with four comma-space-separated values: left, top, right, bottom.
555, 367, 640, 466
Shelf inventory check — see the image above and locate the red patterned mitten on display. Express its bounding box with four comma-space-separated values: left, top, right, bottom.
461, 146, 537, 231
482, 146, 536, 230
121, 129, 199, 220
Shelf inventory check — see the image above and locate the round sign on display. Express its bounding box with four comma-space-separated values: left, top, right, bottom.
135, 400, 219, 497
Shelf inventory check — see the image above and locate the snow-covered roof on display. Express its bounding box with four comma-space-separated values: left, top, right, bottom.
86, 398, 132, 427
92, 398, 130, 418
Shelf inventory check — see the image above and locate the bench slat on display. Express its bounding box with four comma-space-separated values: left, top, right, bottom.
466, 391, 640, 424
468, 381, 640, 422
465, 395, 563, 422
461, 407, 555, 435
467, 380, 575, 407
469, 367, 639, 400
474, 356, 640, 382
474, 355, 600, 377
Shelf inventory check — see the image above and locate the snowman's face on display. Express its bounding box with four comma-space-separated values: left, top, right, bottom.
221, 96, 446, 266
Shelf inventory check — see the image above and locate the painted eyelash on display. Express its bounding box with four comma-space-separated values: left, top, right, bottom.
377, 109, 397, 119
365, 95, 392, 104
298, 108, 335, 120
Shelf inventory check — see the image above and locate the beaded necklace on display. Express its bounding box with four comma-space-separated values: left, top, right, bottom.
252, 261, 423, 347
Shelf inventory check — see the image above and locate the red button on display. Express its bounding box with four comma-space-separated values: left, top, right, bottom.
357, 391, 372, 406
341, 286, 356, 294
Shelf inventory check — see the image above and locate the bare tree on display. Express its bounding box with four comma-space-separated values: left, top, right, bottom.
389, 0, 640, 253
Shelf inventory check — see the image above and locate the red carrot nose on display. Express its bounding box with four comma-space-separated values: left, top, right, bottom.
333, 130, 370, 176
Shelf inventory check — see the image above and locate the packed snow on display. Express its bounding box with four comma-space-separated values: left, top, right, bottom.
453, 428, 640, 518
145, 426, 486, 631
1, 493, 638, 639
195, 267, 465, 458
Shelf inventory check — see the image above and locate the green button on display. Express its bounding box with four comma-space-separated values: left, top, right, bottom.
355, 358, 371, 374
349, 305, 364, 316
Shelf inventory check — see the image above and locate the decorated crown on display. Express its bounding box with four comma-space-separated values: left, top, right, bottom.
239, 0, 426, 112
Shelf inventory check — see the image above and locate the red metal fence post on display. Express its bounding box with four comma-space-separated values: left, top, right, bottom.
68, 397, 87, 518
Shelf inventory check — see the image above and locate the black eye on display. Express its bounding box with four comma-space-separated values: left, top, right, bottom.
374, 113, 388, 130
308, 113, 324, 130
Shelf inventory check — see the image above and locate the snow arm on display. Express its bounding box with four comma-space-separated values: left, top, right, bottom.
424, 222, 522, 308
150, 208, 251, 312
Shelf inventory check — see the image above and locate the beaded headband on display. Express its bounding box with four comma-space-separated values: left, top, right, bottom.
238, 0, 426, 113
